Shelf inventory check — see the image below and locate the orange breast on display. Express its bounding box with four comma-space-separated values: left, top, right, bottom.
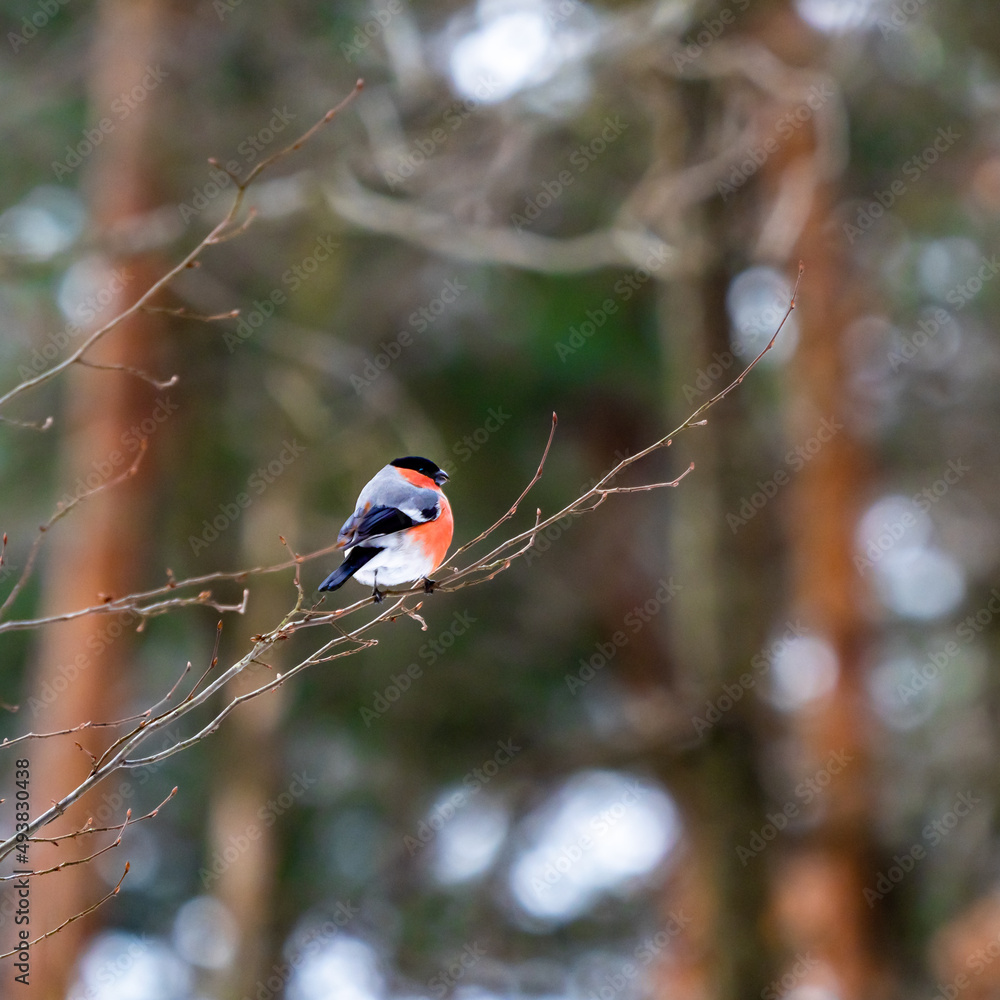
411, 493, 453, 571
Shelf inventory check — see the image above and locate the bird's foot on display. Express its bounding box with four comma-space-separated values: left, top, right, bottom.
422, 577, 436, 594
371, 586, 384, 604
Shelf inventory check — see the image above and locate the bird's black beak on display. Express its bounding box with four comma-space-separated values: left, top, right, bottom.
434, 469, 450, 486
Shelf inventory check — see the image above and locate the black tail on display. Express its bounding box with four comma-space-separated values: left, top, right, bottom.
318, 547, 379, 592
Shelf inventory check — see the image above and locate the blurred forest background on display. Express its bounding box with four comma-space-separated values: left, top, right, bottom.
1, 0, 999, 998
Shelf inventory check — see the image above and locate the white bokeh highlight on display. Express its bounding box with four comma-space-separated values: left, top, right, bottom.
508, 770, 680, 923
768, 636, 839, 712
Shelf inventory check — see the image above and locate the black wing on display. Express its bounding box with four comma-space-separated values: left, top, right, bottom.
339, 506, 420, 545
318, 546, 380, 592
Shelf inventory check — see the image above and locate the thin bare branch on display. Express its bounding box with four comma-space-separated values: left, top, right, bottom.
29, 787, 177, 845
0, 414, 53, 431
0, 714, 152, 751
1, 810, 131, 881
0, 547, 333, 635
75, 357, 179, 391
0, 440, 149, 619
596, 463, 695, 494
448, 412, 558, 564
141, 305, 241, 323
0, 864, 129, 961
242, 81, 364, 190
0, 81, 363, 416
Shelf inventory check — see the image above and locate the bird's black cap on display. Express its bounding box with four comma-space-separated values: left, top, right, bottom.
391, 456, 449, 486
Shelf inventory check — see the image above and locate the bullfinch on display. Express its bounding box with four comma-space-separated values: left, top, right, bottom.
318, 456, 453, 602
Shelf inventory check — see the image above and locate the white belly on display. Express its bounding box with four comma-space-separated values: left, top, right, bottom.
351, 543, 436, 587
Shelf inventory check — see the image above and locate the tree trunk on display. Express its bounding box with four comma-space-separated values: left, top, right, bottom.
25, 1, 168, 995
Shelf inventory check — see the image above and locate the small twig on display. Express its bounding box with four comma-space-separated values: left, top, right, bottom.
596, 463, 695, 494
448, 412, 558, 564
29, 787, 177, 845
281, 535, 306, 602
179, 622, 225, 705
0, 864, 129, 961
141, 306, 241, 323
0, 414, 53, 431
160, 661, 192, 704
0, 712, 155, 751
74, 358, 178, 391
205, 208, 258, 245
0, 441, 149, 619
243, 81, 364, 190
0, 810, 131, 881
0, 549, 332, 636
684, 261, 803, 422
0, 585, 249, 637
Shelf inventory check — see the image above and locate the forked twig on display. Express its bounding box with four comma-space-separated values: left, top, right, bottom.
0, 864, 130, 961
0, 440, 149, 619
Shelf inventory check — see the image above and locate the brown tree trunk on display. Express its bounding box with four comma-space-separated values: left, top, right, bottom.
24, 2, 168, 996
757, 9, 884, 999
